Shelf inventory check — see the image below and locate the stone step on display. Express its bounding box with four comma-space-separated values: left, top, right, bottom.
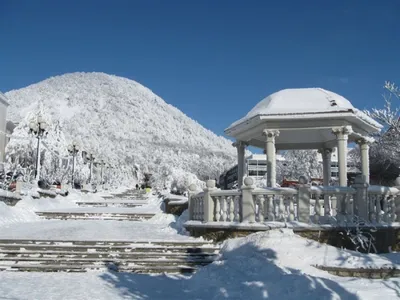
0, 244, 219, 254
0, 250, 218, 259
0, 257, 214, 265
35, 212, 155, 221
76, 202, 144, 208
0, 239, 215, 246
0, 263, 197, 274
0, 237, 220, 274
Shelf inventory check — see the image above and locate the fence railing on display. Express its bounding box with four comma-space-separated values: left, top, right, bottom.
188, 176, 400, 225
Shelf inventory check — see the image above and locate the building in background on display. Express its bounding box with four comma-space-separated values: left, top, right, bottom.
0, 92, 9, 162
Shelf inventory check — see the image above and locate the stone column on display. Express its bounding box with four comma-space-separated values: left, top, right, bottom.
319, 148, 332, 216
332, 126, 352, 187
233, 141, 247, 188
356, 138, 371, 184
319, 148, 332, 186
262, 129, 280, 187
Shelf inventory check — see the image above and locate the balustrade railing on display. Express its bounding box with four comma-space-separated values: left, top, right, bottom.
252, 188, 297, 222
210, 190, 241, 222
187, 176, 400, 226
190, 192, 205, 221
309, 186, 356, 223
367, 186, 399, 223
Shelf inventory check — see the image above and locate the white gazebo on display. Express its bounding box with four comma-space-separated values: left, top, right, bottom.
225, 88, 382, 188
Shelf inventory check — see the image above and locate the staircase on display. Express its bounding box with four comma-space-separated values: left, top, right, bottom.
35, 211, 155, 221
0, 239, 220, 274
36, 189, 154, 221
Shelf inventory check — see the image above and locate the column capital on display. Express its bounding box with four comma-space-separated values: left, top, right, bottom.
262, 129, 280, 141
318, 148, 333, 155
232, 140, 248, 148
355, 136, 374, 146
332, 126, 352, 140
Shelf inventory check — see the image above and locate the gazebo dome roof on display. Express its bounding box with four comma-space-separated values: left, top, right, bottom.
246, 88, 354, 117
227, 88, 381, 131
225, 88, 382, 150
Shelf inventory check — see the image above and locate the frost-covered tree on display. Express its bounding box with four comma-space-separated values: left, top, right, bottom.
364, 82, 400, 170
282, 150, 323, 181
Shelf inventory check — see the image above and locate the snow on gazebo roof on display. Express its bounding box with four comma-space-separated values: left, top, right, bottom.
225, 88, 382, 150
227, 88, 380, 130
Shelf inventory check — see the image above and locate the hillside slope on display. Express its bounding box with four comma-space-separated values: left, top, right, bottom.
5, 72, 236, 186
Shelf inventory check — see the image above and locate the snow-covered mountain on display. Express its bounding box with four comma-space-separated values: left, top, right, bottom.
5, 72, 237, 188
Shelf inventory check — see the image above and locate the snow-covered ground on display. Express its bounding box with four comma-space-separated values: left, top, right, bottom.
1, 190, 400, 299
0, 229, 399, 299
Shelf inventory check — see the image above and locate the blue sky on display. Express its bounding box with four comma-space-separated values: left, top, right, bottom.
1, 0, 400, 138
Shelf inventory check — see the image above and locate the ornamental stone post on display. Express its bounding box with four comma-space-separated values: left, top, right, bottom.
241, 177, 255, 222
203, 180, 216, 222
332, 126, 352, 186
297, 175, 310, 223
188, 183, 198, 220
262, 129, 280, 187
352, 175, 369, 221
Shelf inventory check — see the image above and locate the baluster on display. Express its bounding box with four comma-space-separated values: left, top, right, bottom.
200, 198, 204, 221
289, 195, 295, 221
214, 196, 221, 221
235, 195, 241, 221
283, 196, 289, 219
253, 196, 259, 222
193, 198, 197, 220
369, 194, 376, 223
382, 195, 389, 223
335, 194, 342, 221
228, 196, 235, 221
267, 194, 275, 221
330, 195, 337, 216
314, 195, 321, 223
278, 195, 285, 221
263, 195, 268, 222
390, 197, 396, 222
258, 196, 265, 222
223, 196, 228, 221
345, 193, 353, 222
193, 198, 198, 220
376, 195, 382, 223
324, 194, 331, 217
195, 198, 200, 220
198, 198, 202, 220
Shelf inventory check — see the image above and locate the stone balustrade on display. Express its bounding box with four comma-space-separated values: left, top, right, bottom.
188, 176, 400, 226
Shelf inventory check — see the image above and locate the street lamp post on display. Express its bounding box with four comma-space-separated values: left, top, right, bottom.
29, 116, 48, 183
84, 153, 95, 183
94, 159, 106, 187
67, 141, 80, 188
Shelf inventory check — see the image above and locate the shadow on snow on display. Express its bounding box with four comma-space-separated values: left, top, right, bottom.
99, 242, 359, 300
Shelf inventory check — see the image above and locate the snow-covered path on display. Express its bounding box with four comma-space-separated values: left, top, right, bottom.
1, 189, 400, 299
0, 219, 196, 241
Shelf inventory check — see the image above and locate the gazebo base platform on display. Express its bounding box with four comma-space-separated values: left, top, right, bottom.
184, 221, 400, 253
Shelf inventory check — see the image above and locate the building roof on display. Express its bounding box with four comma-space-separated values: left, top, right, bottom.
227, 88, 381, 130
225, 88, 382, 151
